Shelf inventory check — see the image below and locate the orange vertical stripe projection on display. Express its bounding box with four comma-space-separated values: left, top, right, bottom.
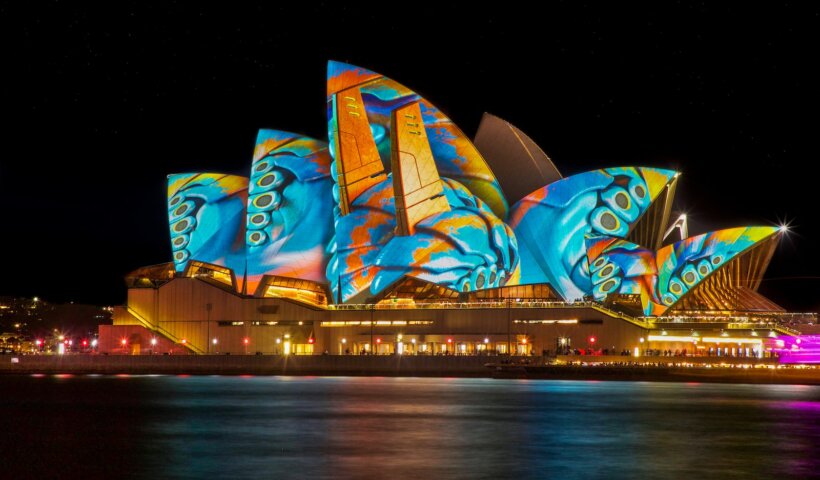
333, 87, 387, 215
391, 102, 450, 236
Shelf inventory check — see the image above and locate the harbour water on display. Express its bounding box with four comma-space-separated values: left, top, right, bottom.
1, 375, 818, 479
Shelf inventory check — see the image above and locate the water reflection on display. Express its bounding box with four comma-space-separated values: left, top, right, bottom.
1, 376, 819, 479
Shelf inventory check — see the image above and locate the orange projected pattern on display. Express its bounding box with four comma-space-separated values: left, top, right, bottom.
391, 102, 450, 236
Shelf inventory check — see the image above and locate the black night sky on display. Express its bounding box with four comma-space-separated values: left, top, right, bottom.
1, 3, 817, 310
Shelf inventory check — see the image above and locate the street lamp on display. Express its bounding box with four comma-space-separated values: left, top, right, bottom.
506, 297, 512, 355
370, 304, 375, 355
205, 303, 213, 354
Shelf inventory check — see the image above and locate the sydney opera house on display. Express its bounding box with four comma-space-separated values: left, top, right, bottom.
99, 61, 815, 360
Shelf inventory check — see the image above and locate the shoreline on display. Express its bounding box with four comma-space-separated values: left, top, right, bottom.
2, 355, 820, 385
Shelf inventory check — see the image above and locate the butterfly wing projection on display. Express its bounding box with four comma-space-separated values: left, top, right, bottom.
586, 226, 781, 315
167, 173, 248, 291
508, 167, 678, 301
245, 130, 335, 295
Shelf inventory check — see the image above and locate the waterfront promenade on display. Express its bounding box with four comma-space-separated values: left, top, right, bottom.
2, 354, 820, 384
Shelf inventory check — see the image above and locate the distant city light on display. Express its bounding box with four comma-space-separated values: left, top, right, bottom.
91, 339, 98, 347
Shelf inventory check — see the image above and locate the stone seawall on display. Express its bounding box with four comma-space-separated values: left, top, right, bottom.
3, 355, 819, 384
0, 354, 509, 376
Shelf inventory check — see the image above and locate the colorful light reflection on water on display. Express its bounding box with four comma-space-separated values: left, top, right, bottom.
1, 376, 819, 478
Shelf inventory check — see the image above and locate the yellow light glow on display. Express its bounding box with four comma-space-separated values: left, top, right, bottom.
647, 335, 695, 342
702, 337, 762, 345
647, 335, 762, 345
513, 319, 578, 324
320, 320, 421, 327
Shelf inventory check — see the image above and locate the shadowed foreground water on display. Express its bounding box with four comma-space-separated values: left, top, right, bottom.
2, 376, 819, 479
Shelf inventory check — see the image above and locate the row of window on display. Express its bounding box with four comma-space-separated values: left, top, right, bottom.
217, 320, 314, 327
320, 320, 435, 327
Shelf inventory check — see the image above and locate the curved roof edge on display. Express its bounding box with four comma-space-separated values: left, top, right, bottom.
586, 225, 782, 316
253, 129, 329, 162
660, 226, 781, 314
473, 112, 562, 205
326, 60, 509, 219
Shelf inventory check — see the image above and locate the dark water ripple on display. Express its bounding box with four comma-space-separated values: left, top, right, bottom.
1, 376, 819, 479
